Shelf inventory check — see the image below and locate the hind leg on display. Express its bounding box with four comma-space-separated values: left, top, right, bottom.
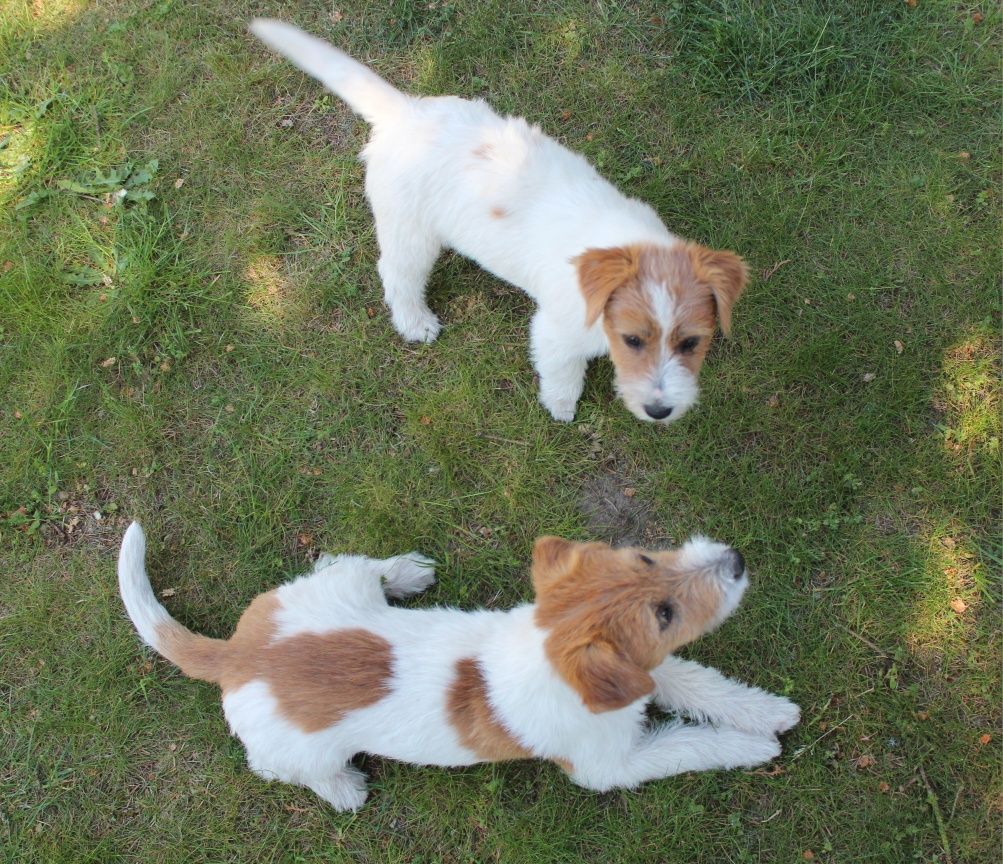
308, 552, 436, 603
370, 197, 443, 343
306, 764, 369, 812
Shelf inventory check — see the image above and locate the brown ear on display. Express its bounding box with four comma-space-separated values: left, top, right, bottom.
573, 247, 640, 327
689, 245, 749, 336
531, 536, 578, 593
563, 640, 654, 713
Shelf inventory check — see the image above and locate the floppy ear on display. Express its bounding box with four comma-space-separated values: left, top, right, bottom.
573, 246, 640, 327
561, 640, 654, 713
689, 245, 749, 336
531, 536, 578, 594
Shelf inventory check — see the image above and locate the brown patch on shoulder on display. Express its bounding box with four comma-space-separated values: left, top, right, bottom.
489, 206, 507, 219
263, 629, 393, 733
448, 658, 532, 762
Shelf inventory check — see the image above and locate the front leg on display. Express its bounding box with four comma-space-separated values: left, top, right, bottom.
569, 723, 780, 792
530, 311, 588, 422
650, 656, 800, 736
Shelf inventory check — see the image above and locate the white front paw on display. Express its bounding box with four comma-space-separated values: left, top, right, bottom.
767, 697, 801, 734
383, 552, 437, 598
393, 309, 441, 343
736, 694, 801, 736
539, 392, 577, 422
739, 733, 782, 768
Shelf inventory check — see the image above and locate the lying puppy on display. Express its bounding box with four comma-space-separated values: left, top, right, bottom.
118, 523, 798, 811
250, 20, 749, 424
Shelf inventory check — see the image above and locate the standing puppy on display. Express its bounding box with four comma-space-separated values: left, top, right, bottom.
250, 20, 749, 423
119, 523, 798, 811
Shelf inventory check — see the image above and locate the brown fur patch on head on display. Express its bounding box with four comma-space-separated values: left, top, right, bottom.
687, 243, 749, 336
490, 206, 508, 219
532, 539, 727, 713
158, 592, 392, 733
573, 246, 640, 327
448, 658, 532, 762
599, 244, 742, 387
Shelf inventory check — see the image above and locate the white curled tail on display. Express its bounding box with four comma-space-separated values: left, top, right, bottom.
249, 19, 411, 125
117, 522, 228, 683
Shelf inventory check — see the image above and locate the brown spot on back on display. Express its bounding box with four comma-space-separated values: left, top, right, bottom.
472, 143, 493, 159
157, 591, 392, 733
260, 629, 393, 733
489, 206, 507, 219
448, 658, 532, 762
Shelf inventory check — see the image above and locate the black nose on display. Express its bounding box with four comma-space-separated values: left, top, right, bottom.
729, 549, 746, 580
643, 403, 673, 420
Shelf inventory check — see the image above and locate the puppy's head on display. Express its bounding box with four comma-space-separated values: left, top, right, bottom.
574, 243, 748, 424
532, 535, 748, 712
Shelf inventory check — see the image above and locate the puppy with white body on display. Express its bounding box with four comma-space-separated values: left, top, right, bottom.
118, 523, 799, 811
249, 20, 749, 423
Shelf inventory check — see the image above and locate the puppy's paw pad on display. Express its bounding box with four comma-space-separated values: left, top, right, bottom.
384, 552, 437, 598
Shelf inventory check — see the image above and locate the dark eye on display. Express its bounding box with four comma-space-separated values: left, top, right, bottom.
655, 601, 673, 630
623, 335, 643, 350
639, 554, 653, 566
678, 336, 700, 354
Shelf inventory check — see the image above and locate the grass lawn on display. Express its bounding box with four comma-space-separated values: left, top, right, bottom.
1, 0, 999, 861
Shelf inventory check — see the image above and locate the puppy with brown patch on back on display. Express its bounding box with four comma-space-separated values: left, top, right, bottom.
249, 20, 748, 424
118, 523, 798, 811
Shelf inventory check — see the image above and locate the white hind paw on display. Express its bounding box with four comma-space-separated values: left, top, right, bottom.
383, 552, 437, 598
308, 768, 369, 812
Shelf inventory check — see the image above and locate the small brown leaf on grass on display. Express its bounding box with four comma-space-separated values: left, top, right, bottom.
915, 710, 929, 721
979, 733, 991, 745
159, 588, 176, 598
420, 416, 432, 425
14, 409, 22, 420
862, 372, 876, 382
100, 357, 116, 368
2, 260, 13, 272
894, 340, 904, 354
330, 9, 344, 23
766, 393, 781, 408
905, 0, 917, 7
174, 177, 185, 189
949, 597, 967, 614
803, 852, 815, 861
225, 344, 234, 352
972, 12, 983, 24
224, 404, 235, 413
559, 109, 572, 122
958, 151, 971, 160
366, 306, 377, 319
622, 487, 636, 498
297, 533, 314, 548
855, 754, 876, 769
878, 781, 891, 793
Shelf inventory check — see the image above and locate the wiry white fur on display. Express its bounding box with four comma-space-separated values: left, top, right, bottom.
249, 19, 695, 423
118, 522, 798, 812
